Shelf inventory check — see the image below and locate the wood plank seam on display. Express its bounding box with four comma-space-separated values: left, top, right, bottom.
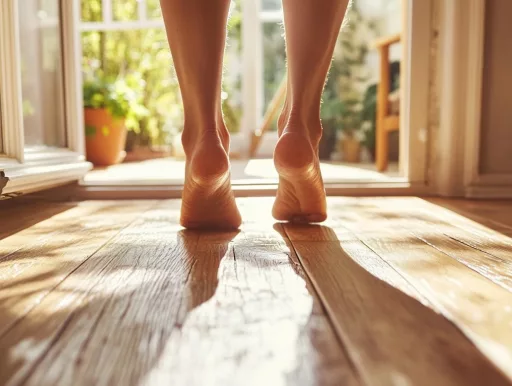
281, 225, 373, 386
331, 203, 512, 380
413, 232, 512, 294
0, 201, 162, 341
419, 200, 512, 247
3, 210, 195, 384
376, 200, 512, 292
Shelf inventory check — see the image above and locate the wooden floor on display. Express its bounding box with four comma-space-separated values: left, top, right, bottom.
1, 197, 512, 386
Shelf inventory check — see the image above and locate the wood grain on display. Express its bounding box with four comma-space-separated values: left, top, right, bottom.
0, 201, 74, 241
344, 197, 512, 292
427, 199, 512, 235
285, 225, 509, 386
324, 197, 512, 380
1, 199, 360, 386
2, 196, 512, 386
0, 201, 158, 348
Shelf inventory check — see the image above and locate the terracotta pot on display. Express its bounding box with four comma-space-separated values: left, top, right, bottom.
340, 136, 361, 163
84, 108, 127, 166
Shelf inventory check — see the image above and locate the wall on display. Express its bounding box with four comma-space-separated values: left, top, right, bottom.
479, 0, 512, 174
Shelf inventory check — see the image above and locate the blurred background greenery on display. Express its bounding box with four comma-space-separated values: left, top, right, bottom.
81, 0, 397, 160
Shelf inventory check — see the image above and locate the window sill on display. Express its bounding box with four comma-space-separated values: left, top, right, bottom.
0, 151, 92, 197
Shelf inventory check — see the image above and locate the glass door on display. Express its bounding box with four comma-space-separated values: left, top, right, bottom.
18, 0, 67, 151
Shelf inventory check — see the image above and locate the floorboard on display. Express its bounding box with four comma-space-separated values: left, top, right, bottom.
0, 201, 74, 241
284, 224, 509, 386
1, 197, 511, 386
317, 197, 512, 380
0, 200, 158, 382
1, 199, 359, 386
427, 198, 512, 236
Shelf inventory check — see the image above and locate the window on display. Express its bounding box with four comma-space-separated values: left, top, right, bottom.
81, 0, 431, 191
0, 0, 90, 197
1, 0, 430, 197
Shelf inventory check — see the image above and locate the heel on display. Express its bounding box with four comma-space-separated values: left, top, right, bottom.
274, 132, 315, 178
189, 135, 230, 187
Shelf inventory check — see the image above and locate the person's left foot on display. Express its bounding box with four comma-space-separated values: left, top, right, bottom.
272, 102, 327, 223
272, 128, 327, 223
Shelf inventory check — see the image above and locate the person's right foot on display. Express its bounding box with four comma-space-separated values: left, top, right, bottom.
272, 117, 327, 223
180, 129, 241, 230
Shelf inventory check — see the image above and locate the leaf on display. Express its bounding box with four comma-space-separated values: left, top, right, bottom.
85, 125, 97, 137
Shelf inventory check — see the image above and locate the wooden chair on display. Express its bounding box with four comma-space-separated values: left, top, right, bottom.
374, 32, 402, 172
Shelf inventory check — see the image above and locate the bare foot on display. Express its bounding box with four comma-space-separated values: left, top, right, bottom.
180, 129, 241, 230
272, 116, 327, 223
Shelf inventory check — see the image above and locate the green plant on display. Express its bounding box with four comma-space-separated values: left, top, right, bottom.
361, 84, 377, 157
222, 93, 242, 134
322, 0, 380, 142
83, 74, 149, 131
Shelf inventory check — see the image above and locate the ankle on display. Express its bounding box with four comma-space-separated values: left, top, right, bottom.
284, 111, 323, 146
181, 122, 229, 156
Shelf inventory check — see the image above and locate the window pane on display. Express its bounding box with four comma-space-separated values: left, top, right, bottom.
113, 0, 138, 21
147, 0, 162, 20
261, 0, 282, 11
81, 0, 102, 22
18, 0, 66, 148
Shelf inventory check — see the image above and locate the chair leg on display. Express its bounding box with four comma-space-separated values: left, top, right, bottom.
376, 124, 388, 172
376, 44, 390, 173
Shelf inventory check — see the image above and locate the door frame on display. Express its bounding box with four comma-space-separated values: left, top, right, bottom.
435, 0, 512, 198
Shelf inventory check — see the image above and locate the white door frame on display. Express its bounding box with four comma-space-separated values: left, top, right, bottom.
435, 0, 512, 198
400, 0, 430, 186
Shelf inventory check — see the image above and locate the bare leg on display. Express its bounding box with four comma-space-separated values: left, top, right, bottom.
160, 0, 241, 229
274, 0, 349, 222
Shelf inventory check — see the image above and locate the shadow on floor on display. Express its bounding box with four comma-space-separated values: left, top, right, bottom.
274, 223, 510, 385
0, 229, 233, 384
0, 199, 76, 241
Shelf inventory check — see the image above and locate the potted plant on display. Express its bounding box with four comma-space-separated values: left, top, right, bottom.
83, 76, 146, 166
338, 91, 365, 163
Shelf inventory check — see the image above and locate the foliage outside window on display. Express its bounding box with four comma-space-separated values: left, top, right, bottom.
81, 0, 241, 149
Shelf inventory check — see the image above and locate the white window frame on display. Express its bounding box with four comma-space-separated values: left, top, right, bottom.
0, 0, 91, 197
